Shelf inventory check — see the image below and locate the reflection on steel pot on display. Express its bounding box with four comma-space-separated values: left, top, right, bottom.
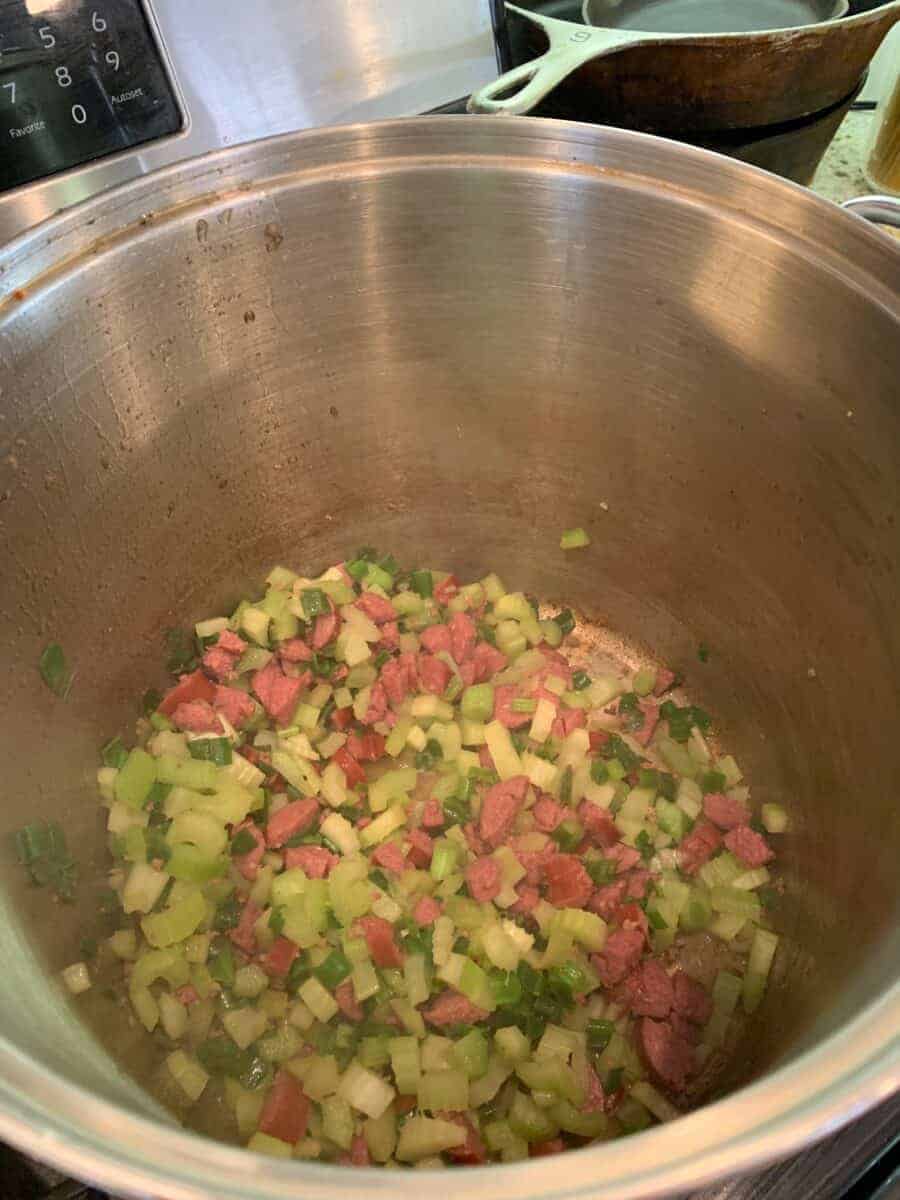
0, 118, 898, 1199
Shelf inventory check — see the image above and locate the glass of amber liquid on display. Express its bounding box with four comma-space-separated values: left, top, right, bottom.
866, 71, 900, 195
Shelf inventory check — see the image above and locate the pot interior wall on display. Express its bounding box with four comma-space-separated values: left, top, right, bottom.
0, 124, 898, 1136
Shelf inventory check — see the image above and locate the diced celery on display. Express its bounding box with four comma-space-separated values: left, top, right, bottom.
115, 748, 157, 810
360, 805, 407, 848
461, 684, 494, 722
508, 1089, 560, 1142
301, 1055, 342, 1101
516, 1058, 582, 1105
495, 1026, 531, 1064
421, 1035, 454, 1072
743, 927, 779, 1014
321, 1096, 354, 1151
699, 851, 744, 890
630, 1080, 680, 1123
338, 1062, 396, 1119
710, 886, 761, 922
122, 862, 170, 914
222, 1007, 268, 1050
385, 717, 413, 758
762, 803, 789, 833
560, 527, 590, 550
704, 969, 743, 1046
451, 1028, 489, 1080
469, 1054, 513, 1107
352, 959, 380, 1003
247, 1132, 292, 1158
61, 962, 91, 995
299, 977, 338, 1022
658, 738, 697, 778
141, 890, 207, 949
733, 867, 770, 891
270, 749, 320, 797
165, 1050, 209, 1103
237, 606, 269, 648
548, 906, 606, 954
389, 1035, 421, 1094
320, 811, 359, 855
396, 1116, 466, 1162
656, 798, 689, 840
485, 720, 523, 781
368, 767, 417, 813
364, 1106, 398, 1163
234, 964, 269, 999
418, 1068, 469, 1112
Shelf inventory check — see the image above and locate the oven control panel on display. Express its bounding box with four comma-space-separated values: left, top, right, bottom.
0, 0, 182, 194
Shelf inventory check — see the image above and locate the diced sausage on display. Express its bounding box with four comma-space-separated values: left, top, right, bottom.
418, 654, 451, 696
228, 900, 262, 956
493, 684, 531, 729
175, 985, 200, 1007
614, 902, 650, 942
433, 575, 459, 605
479, 775, 529, 848
345, 1133, 371, 1167
448, 612, 477, 665
578, 801, 620, 848
471, 641, 507, 682
703, 792, 750, 830
532, 794, 567, 833
583, 1064, 607, 1113
357, 592, 397, 624
587, 879, 627, 919
265, 797, 320, 848
333, 746, 366, 788
624, 868, 652, 901
346, 731, 386, 762
261, 936, 299, 978
158, 670, 218, 716
544, 854, 593, 908
217, 630, 247, 655
335, 980, 364, 1022
463, 822, 487, 857
421, 797, 444, 829
420, 624, 452, 655
203, 646, 238, 682
628, 959, 674, 1019
406, 828, 433, 867
412, 895, 442, 926
511, 837, 558, 886
423, 989, 487, 1027
465, 856, 502, 902
605, 843, 642, 874
678, 820, 723, 875
258, 1070, 310, 1145
724, 825, 774, 868
632, 700, 660, 748
311, 609, 340, 651
639, 1018, 695, 1093
171, 700, 223, 734
252, 659, 305, 727
364, 680, 389, 724
592, 928, 644, 988
232, 820, 266, 881
530, 1138, 565, 1158
379, 659, 410, 707
279, 638, 312, 663
213, 685, 255, 728
371, 841, 407, 874
442, 1113, 487, 1165
356, 915, 404, 967
379, 621, 400, 651
672, 972, 713, 1026
509, 884, 540, 915
653, 668, 676, 696
331, 706, 354, 731
551, 707, 586, 740
282, 845, 338, 878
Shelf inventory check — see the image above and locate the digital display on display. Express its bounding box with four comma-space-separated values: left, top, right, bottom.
0, 0, 183, 194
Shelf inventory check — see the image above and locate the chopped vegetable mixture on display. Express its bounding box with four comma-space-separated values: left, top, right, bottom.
71, 554, 785, 1166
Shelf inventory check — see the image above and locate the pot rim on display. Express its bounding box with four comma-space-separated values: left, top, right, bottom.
1, 115, 898, 1198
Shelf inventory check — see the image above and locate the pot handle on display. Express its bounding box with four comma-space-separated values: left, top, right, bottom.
467, 4, 652, 116
841, 195, 900, 230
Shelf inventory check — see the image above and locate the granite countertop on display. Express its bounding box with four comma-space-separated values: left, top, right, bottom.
810, 108, 874, 203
